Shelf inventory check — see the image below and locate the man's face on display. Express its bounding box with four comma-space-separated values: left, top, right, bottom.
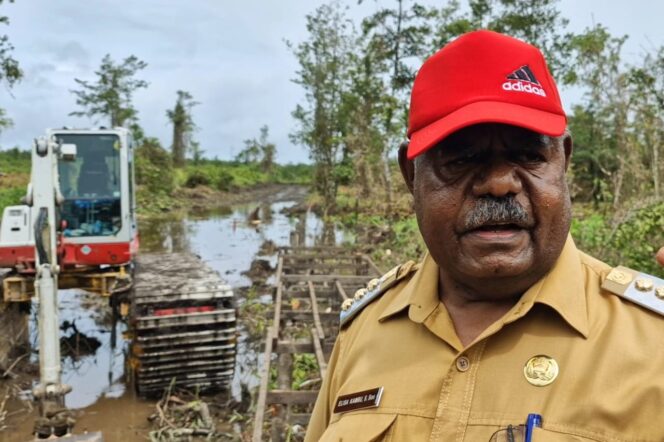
399, 123, 573, 299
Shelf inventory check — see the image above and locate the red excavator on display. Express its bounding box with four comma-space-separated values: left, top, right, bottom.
0, 128, 136, 439
0, 128, 236, 440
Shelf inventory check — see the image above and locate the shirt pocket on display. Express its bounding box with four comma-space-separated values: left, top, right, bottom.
532, 427, 606, 441
487, 425, 608, 442
319, 413, 397, 442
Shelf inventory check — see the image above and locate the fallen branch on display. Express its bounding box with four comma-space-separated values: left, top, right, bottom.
1, 353, 27, 379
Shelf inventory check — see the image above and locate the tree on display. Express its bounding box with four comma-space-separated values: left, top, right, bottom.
166, 90, 198, 167
567, 26, 635, 208
190, 141, 205, 165
235, 139, 261, 164
70, 54, 148, 127
340, 38, 393, 198
463, 0, 575, 82
235, 125, 276, 173
290, 2, 354, 210
0, 107, 12, 132
359, 1, 437, 212
0, 0, 23, 135
567, 25, 664, 210
628, 47, 664, 201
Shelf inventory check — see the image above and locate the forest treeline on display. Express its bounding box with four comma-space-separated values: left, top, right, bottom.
288, 0, 663, 275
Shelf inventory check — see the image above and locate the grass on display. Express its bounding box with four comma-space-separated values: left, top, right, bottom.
0, 148, 30, 214
178, 161, 312, 191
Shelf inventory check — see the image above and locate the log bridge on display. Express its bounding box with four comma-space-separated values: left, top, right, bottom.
252, 246, 382, 441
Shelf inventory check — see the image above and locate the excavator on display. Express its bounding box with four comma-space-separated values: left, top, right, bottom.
0, 128, 236, 440
0, 128, 136, 439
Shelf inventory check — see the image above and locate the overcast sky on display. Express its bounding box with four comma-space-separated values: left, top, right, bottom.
0, 1, 662, 163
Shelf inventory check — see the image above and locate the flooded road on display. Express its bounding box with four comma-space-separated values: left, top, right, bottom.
1, 185, 353, 441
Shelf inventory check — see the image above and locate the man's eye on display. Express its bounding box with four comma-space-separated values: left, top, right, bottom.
445, 153, 477, 166
516, 151, 545, 163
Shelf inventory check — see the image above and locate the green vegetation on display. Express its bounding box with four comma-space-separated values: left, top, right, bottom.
138, 155, 312, 214
166, 90, 198, 167
179, 161, 311, 190
0, 147, 29, 172
287, 1, 663, 277
0, 186, 24, 213
70, 54, 148, 128
572, 203, 664, 277
0, 148, 29, 214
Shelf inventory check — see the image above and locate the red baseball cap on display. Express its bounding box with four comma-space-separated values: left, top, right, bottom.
407, 30, 566, 159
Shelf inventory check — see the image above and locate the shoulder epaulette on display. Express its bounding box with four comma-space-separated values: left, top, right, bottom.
602, 266, 664, 317
339, 260, 419, 328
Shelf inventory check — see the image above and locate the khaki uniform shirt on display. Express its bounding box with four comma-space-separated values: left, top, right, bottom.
306, 237, 664, 441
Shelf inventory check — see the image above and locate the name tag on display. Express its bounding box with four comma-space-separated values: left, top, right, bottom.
333, 387, 384, 413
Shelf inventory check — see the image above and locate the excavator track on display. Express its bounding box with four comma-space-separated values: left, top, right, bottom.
130, 253, 236, 396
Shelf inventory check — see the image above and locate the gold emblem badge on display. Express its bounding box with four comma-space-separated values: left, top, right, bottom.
354, 288, 368, 301
635, 278, 654, 292
366, 278, 380, 291
606, 269, 632, 285
341, 298, 354, 311
524, 355, 559, 387
655, 287, 664, 300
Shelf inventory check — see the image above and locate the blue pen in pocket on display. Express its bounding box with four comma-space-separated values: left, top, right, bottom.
524, 413, 542, 442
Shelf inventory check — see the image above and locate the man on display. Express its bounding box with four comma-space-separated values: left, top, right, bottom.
305, 30, 664, 441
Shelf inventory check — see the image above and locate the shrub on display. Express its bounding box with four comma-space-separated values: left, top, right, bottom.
573, 202, 664, 277
184, 170, 211, 188
135, 138, 175, 195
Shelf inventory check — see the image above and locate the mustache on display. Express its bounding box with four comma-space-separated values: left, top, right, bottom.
461, 196, 534, 232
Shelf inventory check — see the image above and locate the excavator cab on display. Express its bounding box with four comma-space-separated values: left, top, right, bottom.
0, 128, 138, 299
56, 132, 123, 238
51, 128, 138, 268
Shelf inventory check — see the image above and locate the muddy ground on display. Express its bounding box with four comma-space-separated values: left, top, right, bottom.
172, 183, 312, 214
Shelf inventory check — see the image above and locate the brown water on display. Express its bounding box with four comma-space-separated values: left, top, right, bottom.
0, 186, 353, 441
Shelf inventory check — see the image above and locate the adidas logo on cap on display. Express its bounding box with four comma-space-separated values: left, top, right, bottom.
502, 65, 546, 97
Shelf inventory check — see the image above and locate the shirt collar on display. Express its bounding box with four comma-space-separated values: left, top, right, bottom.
378, 235, 589, 338
378, 251, 439, 323
521, 235, 589, 338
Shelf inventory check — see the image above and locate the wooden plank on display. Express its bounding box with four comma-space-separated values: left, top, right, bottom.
273, 256, 284, 329
282, 311, 337, 323
282, 263, 369, 273
266, 390, 320, 405
335, 281, 349, 300
281, 246, 349, 253
308, 281, 325, 340
252, 327, 275, 442
282, 256, 362, 264
311, 328, 327, 379
282, 274, 372, 284
282, 289, 341, 299
361, 254, 383, 276
273, 339, 334, 355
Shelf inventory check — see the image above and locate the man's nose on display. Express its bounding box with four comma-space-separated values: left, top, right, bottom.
472, 160, 523, 197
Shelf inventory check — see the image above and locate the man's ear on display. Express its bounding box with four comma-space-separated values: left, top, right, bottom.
563, 134, 573, 171
398, 140, 415, 195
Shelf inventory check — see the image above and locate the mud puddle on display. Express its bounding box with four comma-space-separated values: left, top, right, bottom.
0, 185, 353, 441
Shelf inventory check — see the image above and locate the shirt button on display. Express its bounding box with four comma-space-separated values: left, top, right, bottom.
456, 356, 470, 372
